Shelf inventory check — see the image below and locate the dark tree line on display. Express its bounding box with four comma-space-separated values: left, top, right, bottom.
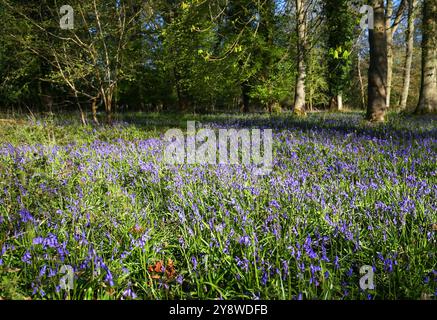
0, 0, 435, 123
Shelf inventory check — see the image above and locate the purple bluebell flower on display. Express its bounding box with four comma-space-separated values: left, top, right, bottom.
270, 200, 281, 209
261, 271, 268, 286
100, 262, 114, 286
48, 268, 57, 277
239, 236, 251, 247
39, 265, 47, 277
158, 281, 169, 290
384, 259, 393, 272
123, 286, 137, 299
19, 209, 34, 223
235, 256, 249, 272
282, 260, 289, 280
176, 274, 184, 285
22, 251, 31, 264
191, 256, 197, 270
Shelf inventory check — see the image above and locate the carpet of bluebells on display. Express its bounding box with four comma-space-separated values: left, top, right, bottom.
0, 112, 436, 300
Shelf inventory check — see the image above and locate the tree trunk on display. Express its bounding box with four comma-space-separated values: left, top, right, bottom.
385, 0, 394, 108
337, 94, 343, 111
293, 0, 307, 115
329, 94, 343, 111
174, 67, 189, 112
38, 81, 53, 113
358, 55, 366, 110
101, 88, 113, 125
385, 0, 406, 108
106, 99, 113, 125
73, 91, 87, 126
241, 81, 250, 113
400, 0, 417, 110
91, 94, 100, 125
416, 0, 437, 114
367, 0, 388, 122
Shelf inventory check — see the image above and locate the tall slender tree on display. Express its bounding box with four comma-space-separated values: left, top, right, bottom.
293, 0, 307, 114
416, 0, 437, 114
399, 0, 418, 110
385, 0, 406, 108
367, 0, 388, 122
